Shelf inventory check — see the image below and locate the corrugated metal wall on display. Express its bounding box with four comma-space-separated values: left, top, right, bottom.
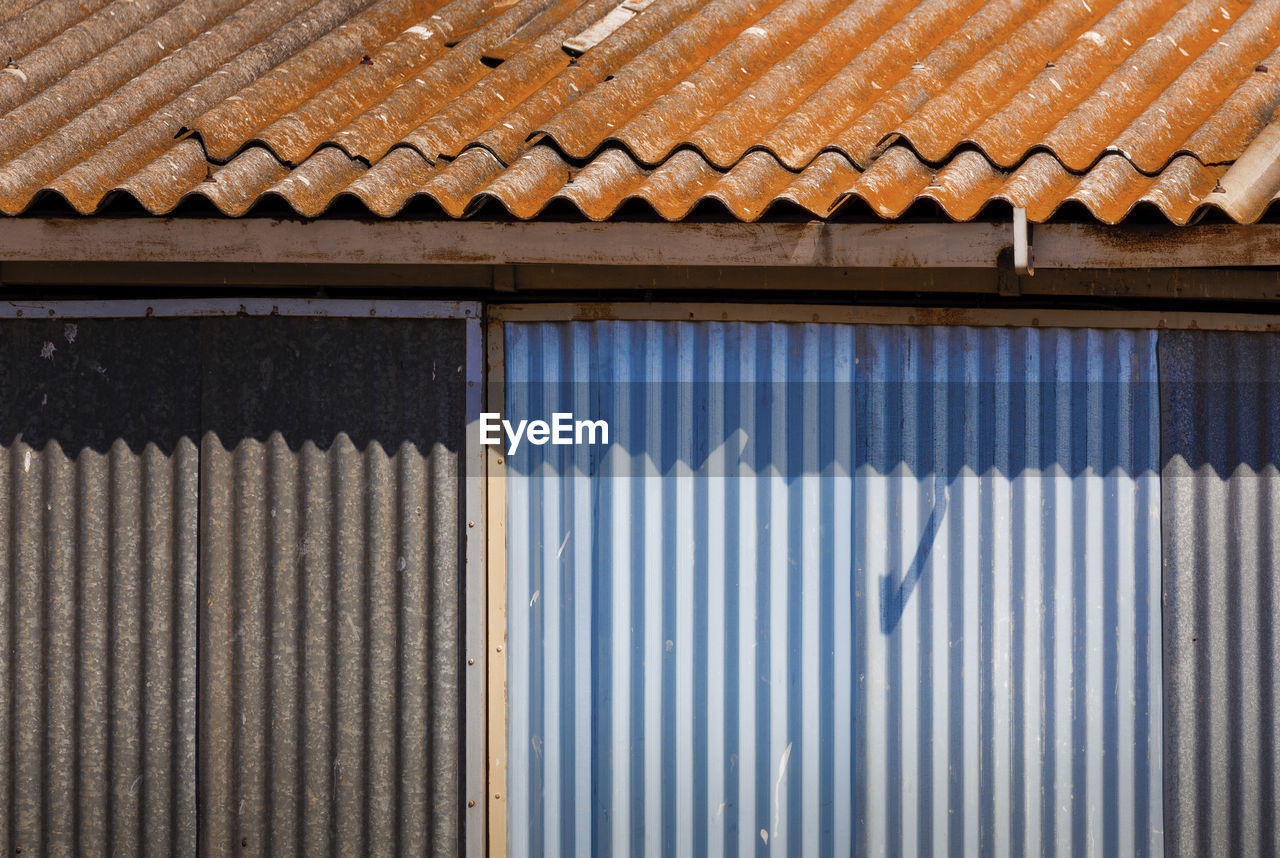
197, 318, 466, 858
0, 314, 469, 857
504, 321, 1163, 857
0, 319, 200, 856
1161, 331, 1280, 858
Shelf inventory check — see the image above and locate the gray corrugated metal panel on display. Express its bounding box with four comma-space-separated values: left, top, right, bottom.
1160, 330, 1280, 858
504, 321, 1163, 856
196, 317, 466, 858
0, 318, 201, 856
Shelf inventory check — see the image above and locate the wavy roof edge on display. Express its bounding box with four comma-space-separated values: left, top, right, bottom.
7, 140, 1280, 225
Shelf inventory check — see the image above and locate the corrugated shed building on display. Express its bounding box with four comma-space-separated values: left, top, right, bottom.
2, 0, 1280, 856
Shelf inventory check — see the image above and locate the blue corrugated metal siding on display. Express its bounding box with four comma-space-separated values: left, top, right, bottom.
505, 322, 1163, 857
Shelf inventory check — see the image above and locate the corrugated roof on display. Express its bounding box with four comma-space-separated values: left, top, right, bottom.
3, 0, 1280, 222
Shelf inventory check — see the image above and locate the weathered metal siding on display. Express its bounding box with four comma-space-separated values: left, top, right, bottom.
1161, 330, 1280, 858
0, 318, 200, 856
505, 321, 1162, 856
197, 317, 466, 858
0, 311, 472, 857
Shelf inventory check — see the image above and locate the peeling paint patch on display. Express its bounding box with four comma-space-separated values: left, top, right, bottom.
40, 341, 55, 359
771, 741, 792, 841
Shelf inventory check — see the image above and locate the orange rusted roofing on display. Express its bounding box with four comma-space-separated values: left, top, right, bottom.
2, 0, 1280, 223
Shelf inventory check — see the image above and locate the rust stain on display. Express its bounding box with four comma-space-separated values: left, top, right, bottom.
569, 302, 620, 320
1, 0, 1280, 223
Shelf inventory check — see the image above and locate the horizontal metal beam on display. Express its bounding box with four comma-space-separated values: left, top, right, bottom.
1031, 223, 1280, 269
0, 219, 1004, 267
5, 262, 1280, 301
1, 218, 1278, 269
493, 302, 1280, 332
0, 298, 480, 318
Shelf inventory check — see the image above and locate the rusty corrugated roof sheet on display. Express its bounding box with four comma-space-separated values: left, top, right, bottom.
3, 0, 1280, 223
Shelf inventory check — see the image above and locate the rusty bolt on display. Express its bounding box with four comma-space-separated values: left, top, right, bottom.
494, 793, 502, 800
468, 520, 476, 528
468, 658, 476, 665
469, 800, 476, 807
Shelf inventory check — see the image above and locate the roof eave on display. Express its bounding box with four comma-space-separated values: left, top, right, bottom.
4, 216, 1280, 270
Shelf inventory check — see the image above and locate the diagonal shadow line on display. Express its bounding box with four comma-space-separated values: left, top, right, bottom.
881, 475, 950, 635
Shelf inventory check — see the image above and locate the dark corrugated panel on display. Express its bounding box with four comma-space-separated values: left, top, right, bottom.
3, 0, 1280, 221
1161, 331, 1280, 858
0, 314, 470, 856
196, 318, 466, 858
0, 318, 201, 856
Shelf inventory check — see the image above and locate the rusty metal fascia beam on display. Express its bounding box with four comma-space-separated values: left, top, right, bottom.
7, 263, 1280, 300
491, 302, 1280, 331
4, 219, 1280, 269
0, 219, 1005, 267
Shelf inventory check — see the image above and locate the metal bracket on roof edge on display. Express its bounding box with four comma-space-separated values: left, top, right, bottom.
1013, 207, 1034, 278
